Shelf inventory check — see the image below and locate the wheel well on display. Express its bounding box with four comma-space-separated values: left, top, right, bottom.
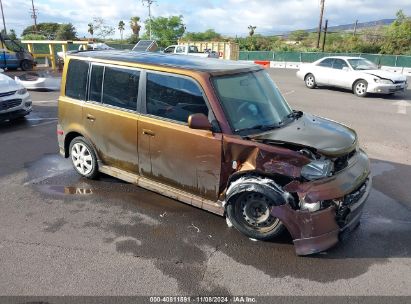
304, 73, 313, 80
64, 132, 82, 158
352, 79, 367, 90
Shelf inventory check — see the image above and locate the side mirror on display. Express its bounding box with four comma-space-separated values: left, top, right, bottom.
342, 67, 350, 72
188, 113, 212, 131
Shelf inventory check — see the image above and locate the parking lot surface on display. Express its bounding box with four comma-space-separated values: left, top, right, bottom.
0, 69, 410, 297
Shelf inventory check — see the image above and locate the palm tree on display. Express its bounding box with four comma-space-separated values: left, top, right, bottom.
248, 25, 257, 37
88, 23, 94, 40
118, 20, 125, 45
130, 16, 141, 39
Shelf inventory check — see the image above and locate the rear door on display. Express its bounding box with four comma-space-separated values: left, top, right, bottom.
83, 63, 141, 173
313, 58, 334, 85
138, 71, 222, 201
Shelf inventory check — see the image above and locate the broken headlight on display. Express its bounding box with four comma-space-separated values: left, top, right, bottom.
301, 159, 333, 181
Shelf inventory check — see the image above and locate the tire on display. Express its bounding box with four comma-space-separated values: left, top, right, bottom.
353, 80, 368, 97
69, 137, 99, 179
20, 60, 33, 71
226, 192, 285, 241
304, 73, 316, 89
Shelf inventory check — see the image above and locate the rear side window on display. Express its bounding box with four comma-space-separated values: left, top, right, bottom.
65, 59, 89, 100
333, 59, 349, 70
102, 67, 140, 111
89, 65, 104, 102
317, 58, 334, 68
146, 73, 209, 123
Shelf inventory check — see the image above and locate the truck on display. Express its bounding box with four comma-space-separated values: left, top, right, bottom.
163, 45, 219, 58
0, 33, 35, 71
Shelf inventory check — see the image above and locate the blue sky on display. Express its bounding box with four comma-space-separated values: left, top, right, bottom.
3, 0, 411, 38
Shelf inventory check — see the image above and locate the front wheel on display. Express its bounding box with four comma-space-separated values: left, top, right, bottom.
226, 192, 285, 241
353, 80, 368, 97
69, 137, 99, 179
305, 73, 316, 89
20, 60, 33, 71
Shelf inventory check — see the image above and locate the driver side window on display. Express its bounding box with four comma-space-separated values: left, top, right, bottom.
145, 73, 209, 124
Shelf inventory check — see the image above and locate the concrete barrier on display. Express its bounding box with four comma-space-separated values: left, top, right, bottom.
402, 68, 411, 77
381, 66, 404, 74
284, 62, 301, 69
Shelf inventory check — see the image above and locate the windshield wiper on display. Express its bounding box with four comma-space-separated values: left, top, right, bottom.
279, 110, 303, 125
235, 123, 280, 133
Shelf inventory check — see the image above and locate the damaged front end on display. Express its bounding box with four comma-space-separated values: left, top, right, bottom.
221, 118, 371, 256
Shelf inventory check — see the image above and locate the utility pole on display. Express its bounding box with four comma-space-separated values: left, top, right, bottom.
353, 19, 358, 36
0, 0, 6, 35
321, 19, 328, 52
142, 0, 156, 40
30, 0, 38, 33
316, 0, 325, 49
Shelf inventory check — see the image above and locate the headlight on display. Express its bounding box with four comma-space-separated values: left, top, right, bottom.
301, 159, 333, 180
17, 88, 27, 95
374, 78, 393, 84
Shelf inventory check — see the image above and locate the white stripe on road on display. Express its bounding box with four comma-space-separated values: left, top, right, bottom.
393, 100, 410, 115
282, 90, 295, 96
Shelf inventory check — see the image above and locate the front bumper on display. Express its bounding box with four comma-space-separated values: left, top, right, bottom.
368, 81, 408, 94
0, 93, 32, 121
271, 150, 371, 255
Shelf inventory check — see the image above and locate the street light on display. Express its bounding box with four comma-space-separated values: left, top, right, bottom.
142, 0, 156, 40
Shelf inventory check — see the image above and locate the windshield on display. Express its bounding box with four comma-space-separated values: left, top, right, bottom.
348, 59, 378, 71
212, 70, 293, 134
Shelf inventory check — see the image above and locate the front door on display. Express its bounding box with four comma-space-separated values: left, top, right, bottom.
138, 71, 222, 201
83, 63, 141, 173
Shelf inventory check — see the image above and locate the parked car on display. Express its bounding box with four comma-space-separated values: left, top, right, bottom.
57, 51, 371, 255
0, 68, 32, 121
297, 56, 408, 97
163, 45, 219, 58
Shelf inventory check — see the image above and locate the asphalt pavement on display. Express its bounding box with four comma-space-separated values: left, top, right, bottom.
0, 68, 410, 300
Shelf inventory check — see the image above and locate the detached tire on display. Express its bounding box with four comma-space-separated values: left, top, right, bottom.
226, 192, 285, 241
353, 80, 368, 97
305, 73, 316, 89
69, 137, 99, 179
20, 60, 33, 71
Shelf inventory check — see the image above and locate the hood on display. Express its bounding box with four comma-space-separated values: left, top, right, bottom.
0, 73, 21, 92
251, 113, 357, 157
362, 69, 407, 82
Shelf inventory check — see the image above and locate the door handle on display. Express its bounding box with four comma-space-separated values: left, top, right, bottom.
86, 114, 96, 122
142, 129, 155, 136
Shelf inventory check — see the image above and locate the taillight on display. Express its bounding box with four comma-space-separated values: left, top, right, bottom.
57, 130, 64, 135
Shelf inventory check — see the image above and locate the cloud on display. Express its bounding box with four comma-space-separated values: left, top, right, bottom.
2, 0, 411, 38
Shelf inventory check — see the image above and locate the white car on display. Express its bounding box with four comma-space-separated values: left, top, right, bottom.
296, 56, 408, 97
0, 69, 32, 121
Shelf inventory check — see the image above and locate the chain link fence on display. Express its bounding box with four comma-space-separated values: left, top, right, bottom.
239, 51, 411, 67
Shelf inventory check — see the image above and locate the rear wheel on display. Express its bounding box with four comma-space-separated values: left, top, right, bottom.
69, 137, 99, 179
353, 80, 368, 97
226, 192, 285, 240
305, 73, 316, 89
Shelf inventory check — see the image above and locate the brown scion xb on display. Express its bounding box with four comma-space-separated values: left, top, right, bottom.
57, 51, 371, 255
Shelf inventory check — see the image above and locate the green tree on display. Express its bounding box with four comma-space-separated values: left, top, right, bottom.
183, 29, 222, 41
128, 16, 141, 44
93, 17, 115, 40
145, 15, 185, 47
289, 30, 309, 42
22, 22, 60, 39
55, 23, 77, 40
248, 25, 257, 37
8, 29, 17, 40
381, 10, 411, 54
88, 23, 94, 39
118, 20, 125, 44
